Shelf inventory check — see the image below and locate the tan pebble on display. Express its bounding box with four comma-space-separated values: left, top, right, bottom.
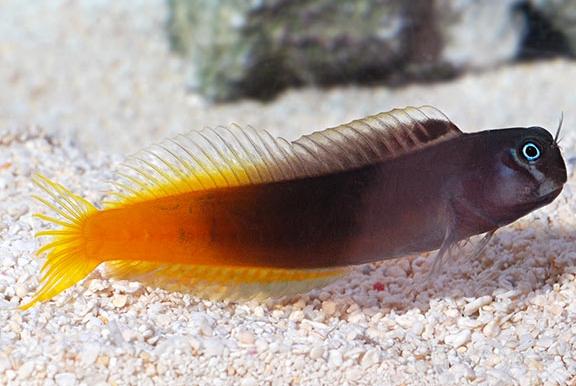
395, 315, 414, 329
348, 311, 366, 324
199, 322, 213, 337
289, 310, 304, 322
156, 314, 171, 327
482, 320, 500, 338
495, 289, 520, 300
347, 304, 360, 314
346, 330, 359, 341
79, 343, 100, 365
410, 321, 424, 336
346, 367, 362, 381
548, 304, 564, 316
271, 310, 284, 319
463, 296, 493, 316
156, 361, 169, 374
370, 312, 383, 323
96, 355, 109, 366
141, 328, 154, 340
414, 346, 429, 360
9, 321, 21, 334
112, 294, 128, 308
14, 284, 28, 298
322, 301, 337, 317
121, 328, 138, 342
4, 286, 15, 298
126, 282, 142, 294
445, 308, 460, 318
444, 330, 471, 348
87, 279, 107, 293
151, 336, 165, 347
457, 318, 483, 330
293, 356, 306, 370
253, 306, 265, 318
292, 299, 306, 310
188, 337, 202, 351
361, 348, 380, 368
237, 330, 255, 345
145, 363, 156, 377
203, 338, 225, 357
531, 295, 546, 307
450, 363, 476, 380
309, 346, 324, 360
17, 361, 34, 379
328, 350, 343, 368
235, 365, 247, 377
291, 345, 310, 355
366, 327, 383, 339
255, 339, 268, 353
54, 372, 76, 386
527, 358, 544, 371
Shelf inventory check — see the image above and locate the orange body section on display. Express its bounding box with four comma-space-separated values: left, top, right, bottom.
83, 171, 367, 269
85, 193, 225, 266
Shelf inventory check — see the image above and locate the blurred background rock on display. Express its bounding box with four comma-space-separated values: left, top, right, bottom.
168, 0, 573, 101
0, 0, 575, 154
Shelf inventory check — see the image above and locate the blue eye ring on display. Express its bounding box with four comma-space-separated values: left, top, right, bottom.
521, 141, 542, 162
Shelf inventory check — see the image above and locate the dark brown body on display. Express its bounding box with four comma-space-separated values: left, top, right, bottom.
165, 128, 564, 268
195, 159, 450, 268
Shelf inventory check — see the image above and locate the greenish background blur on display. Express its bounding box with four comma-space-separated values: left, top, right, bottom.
168, 0, 573, 101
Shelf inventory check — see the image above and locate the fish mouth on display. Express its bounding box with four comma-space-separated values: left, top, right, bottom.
534, 186, 563, 205
511, 187, 563, 215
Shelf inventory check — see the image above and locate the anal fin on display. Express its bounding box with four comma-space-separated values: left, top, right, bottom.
105, 260, 347, 301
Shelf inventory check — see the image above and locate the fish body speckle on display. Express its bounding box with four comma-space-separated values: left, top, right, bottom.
22, 106, 567, 309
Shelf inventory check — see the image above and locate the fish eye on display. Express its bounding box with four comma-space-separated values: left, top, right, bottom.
520, 141, 542, 162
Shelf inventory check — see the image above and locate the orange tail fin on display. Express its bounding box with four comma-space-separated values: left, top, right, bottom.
21, 174, 100, 310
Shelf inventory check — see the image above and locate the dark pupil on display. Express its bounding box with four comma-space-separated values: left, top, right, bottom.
525, 145, 538, 158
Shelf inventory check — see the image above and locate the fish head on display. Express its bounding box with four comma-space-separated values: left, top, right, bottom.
461, 126, 567, 227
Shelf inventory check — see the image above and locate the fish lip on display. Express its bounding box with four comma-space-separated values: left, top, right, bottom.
535, 186, 563, 205
511, 187, 563, 214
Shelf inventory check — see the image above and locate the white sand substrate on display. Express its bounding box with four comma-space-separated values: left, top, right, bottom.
1, 1, 576, 385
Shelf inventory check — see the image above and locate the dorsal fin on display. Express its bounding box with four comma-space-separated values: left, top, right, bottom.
291, 105, 461, 174
106, 106, 462, 207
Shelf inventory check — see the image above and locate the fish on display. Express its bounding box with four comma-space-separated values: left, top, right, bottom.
20, 106, 567, 310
